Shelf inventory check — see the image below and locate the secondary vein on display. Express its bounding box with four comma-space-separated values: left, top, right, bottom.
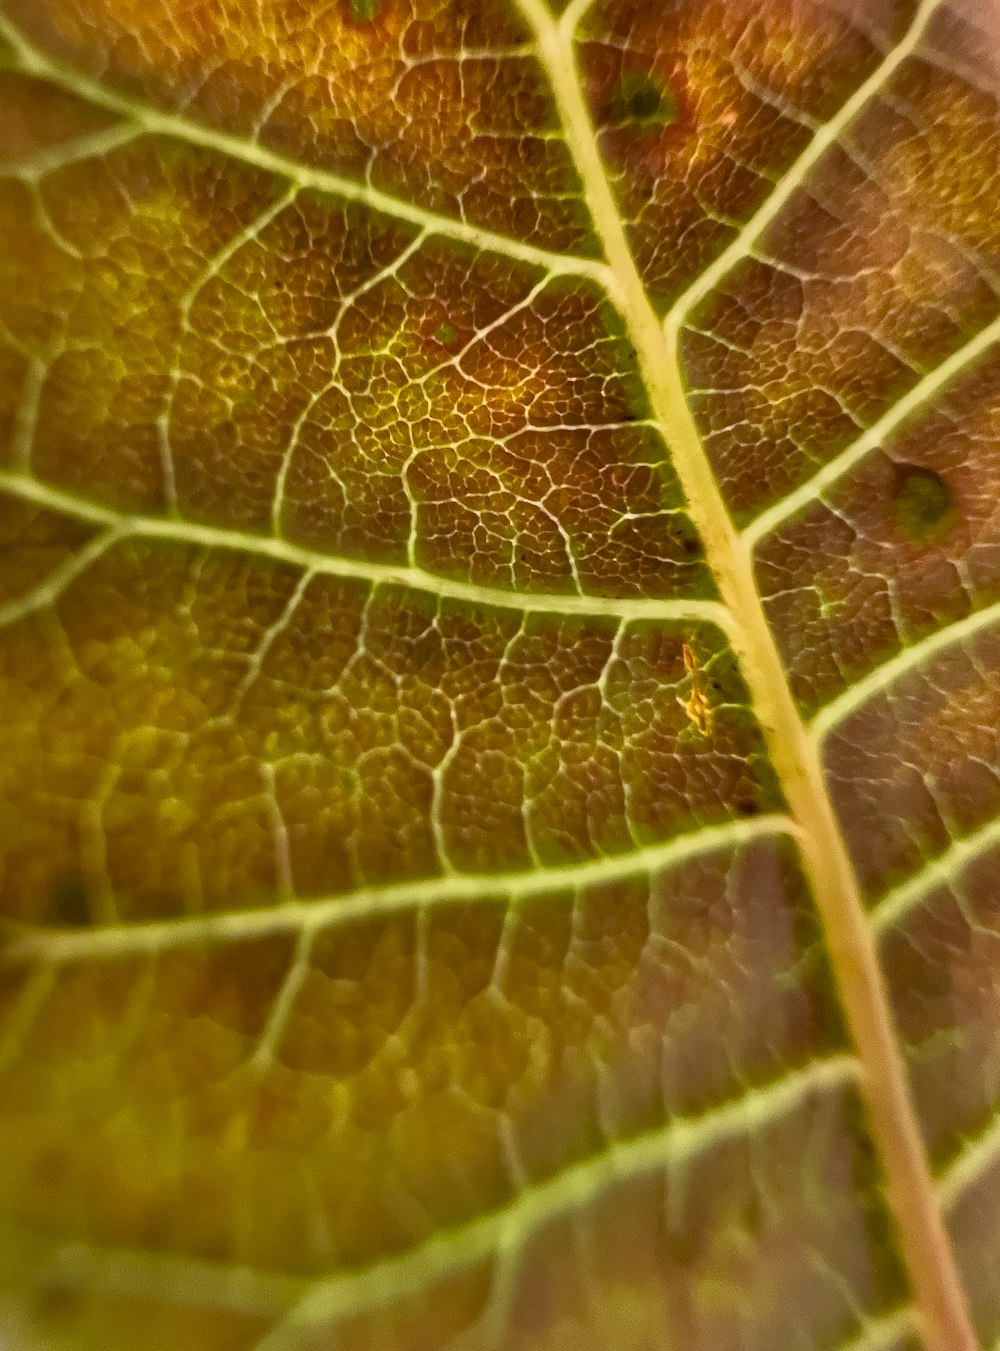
4, 813, 793, 966
0, 470, 729, 630
0, 14, 610, 287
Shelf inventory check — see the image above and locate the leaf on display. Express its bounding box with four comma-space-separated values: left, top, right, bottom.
0, 1, 998, 1349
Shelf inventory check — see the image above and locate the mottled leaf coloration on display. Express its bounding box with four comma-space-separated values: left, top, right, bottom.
0, 1, 999, 1349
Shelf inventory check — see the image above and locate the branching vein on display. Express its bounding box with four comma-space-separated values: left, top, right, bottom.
744, 309, 1000, 549
662, 0, 946, 333
253, 1058, 859, 1350
812, 595, 1000, 743
0, 470, 728, 630
0, 15, 610, 287
3, 814, 791, 966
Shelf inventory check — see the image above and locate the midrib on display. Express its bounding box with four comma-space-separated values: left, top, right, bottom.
517, 3, 978, 1349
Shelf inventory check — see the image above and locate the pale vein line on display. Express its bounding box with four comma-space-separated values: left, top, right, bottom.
0, 1058, 856, 1335
268, 228, 429, 537
744, 310, 1000, 549
250, 928, 314, 1071
662, 0, 946, 332
254, 1057, 859, 1350
514, 1, 979, 1347
159, 184, 300, 516
3, 121, 141, 178
219, 567, 314, 723
0, 966, 55, 1076
812, 595, 1000, 743
5, 1223, 305, 1317
872, 814, 1000, 936
0, 525, 123, 627
0, 15, 610, 286
3, 814, 792, 966
938, 1107, 1000, 1211
0, 470, 729, 629
841, 1309, 919, 1351
9, 353, 46, 471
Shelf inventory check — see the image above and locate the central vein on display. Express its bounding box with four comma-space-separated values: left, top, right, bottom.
515, 3, 978, 1349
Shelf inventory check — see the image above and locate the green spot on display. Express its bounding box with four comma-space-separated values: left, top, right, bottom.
349, 0, 378, 20
608, 73, 677, 128
891, 464, 956, 541
434, 320, 457, 345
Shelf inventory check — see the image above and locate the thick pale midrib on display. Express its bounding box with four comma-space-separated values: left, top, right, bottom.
0, 15, 608, 286
254, 1058, 858, 1350
812, 593, 1000, 742
0, 470, 726, 629
3, 815, 790, 966
743, 308, 1000, 550
517, 4, 978, 1350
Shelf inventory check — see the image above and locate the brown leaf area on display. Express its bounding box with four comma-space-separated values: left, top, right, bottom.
0, 1, 999, 1349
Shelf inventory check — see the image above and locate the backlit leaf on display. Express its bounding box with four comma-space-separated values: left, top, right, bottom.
1, 1, 999, 1349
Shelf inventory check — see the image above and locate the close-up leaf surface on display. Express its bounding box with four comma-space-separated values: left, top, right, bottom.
0, 0, 999, 1348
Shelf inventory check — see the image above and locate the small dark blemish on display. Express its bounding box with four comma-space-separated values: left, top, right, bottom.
607, 73, 678, 129
669, 519, 703, 559
434, 320, 457, 345
50, 876, 92, 928
33, 1279, 84, 1326
735, 798, 760, 817
891, 464, 956, 542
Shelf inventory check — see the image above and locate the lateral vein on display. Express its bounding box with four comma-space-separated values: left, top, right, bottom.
0, 15, 609, 286
744, 308, 1000, 549
663, 0, 946, 332
3, 814, 793, 966
937, 1106, 1000, 1212
812, 596, 1000, 744
253, 1058, 860, 1350
0, 470, 729, 629
872, 813, 1000, 936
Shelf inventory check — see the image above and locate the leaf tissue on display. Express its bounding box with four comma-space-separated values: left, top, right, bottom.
0, 1, 999, 1348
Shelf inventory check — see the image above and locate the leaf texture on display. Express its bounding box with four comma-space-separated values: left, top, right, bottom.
0, 1, 999, 1349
